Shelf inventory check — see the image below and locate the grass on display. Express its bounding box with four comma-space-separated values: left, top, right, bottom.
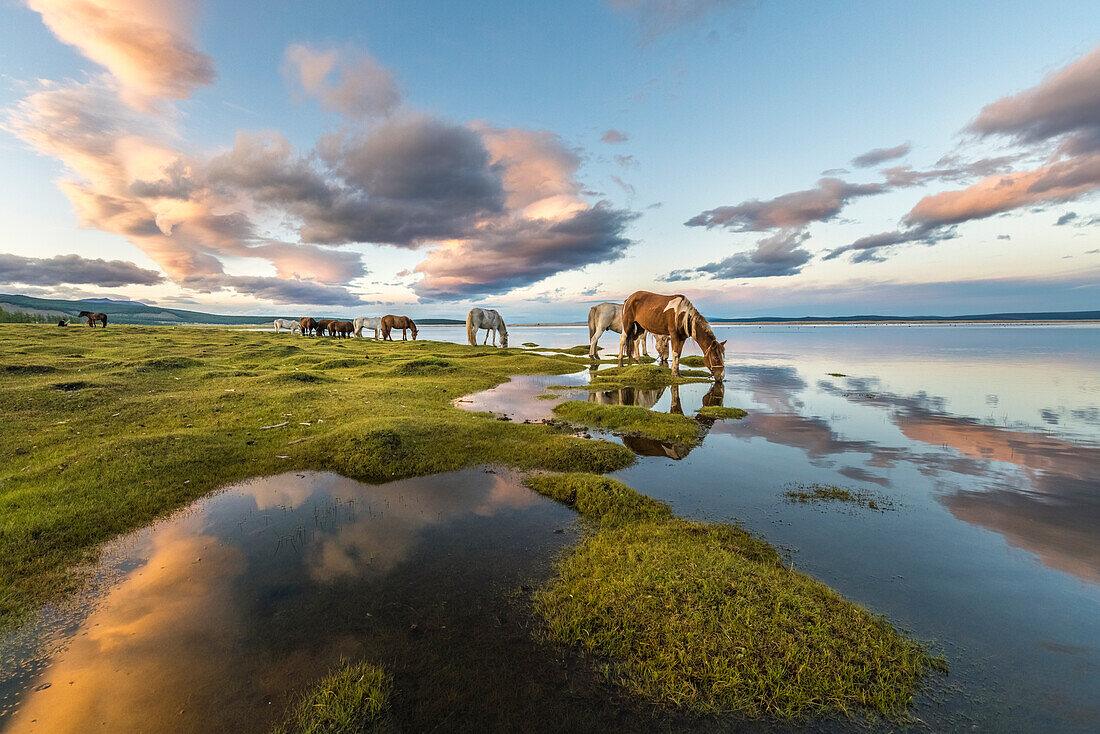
827, 372, 848, 377
522, 342, 539, 348
552, 401, 701, 444
273, 661, 391, 734
0, 324, 633, 628
588, 364, 712, 391
783, 483, 895, 511
696, 405, 748, 420
528, 472, 941, 721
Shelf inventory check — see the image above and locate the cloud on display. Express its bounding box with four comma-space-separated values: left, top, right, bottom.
823, 225, 957, 263
610, 174, 635, 196
27, 0, 215, 107
614, 154, 638, 167
609, 0, 748, 42
686, 178, 886, 231
1056, 211, 1078, 225
414, 204, 636, 299
851, 142, 911, 168
662, 228, 812, 280
283, 43, 400, 119
601, 129, 628, 143
0, 252, 165, 287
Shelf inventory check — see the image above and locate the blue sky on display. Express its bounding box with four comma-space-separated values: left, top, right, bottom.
0, 0, 1097, 319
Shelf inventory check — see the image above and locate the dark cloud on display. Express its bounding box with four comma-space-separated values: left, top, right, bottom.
851, 142, 910, 168
413, 204, 636, 299
601, 129, 628, 143
686, 178, 886, 232
662, 228, 812, 280
1056, 211, 1077, 225
997, 234, 1012, 240
823, 225, 957, 263
182, 274, 364, 306
0, 253, 164, 287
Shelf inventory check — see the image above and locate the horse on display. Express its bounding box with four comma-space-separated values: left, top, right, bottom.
654, 334, 670, 363
333, 320, 354, 338
273, 319, 301, 334
299, 317, 318, 336
381, 315, 417, 341
77, 311, 107, 328
57, 319, 69, 327
315, 319, 335, 336
588, 302, 647, 360
618, 291, 725, 380
353, 316, 382, 339
466, 308, 508, 347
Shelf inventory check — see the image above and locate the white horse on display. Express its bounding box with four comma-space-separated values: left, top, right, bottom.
588, 302, 648, 360
466, 308, 508, 347
353, 316, 382, 339
273, 319, 300, 334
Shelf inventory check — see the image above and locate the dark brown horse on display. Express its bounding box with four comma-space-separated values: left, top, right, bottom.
299, 317, 318, 336
315, 319, 335, 336
77, 311, 107, 328
381, 315, 417, 341
333, 320, 354, 338
618, 291, 725, 380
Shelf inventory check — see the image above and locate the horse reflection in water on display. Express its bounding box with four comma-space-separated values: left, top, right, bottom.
587, 381, 725, 460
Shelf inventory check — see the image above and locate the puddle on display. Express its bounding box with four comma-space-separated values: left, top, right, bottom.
0, 469, 706, 733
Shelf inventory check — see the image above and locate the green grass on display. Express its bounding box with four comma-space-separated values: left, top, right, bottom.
0, 324, 633, 628
696, 405, 748, 420
783, 484, 895, 511
588, 364, 712, 390
527, 473, 939, 721
827, 372, 848, 377
273, 661, 391, 734
552, 401, 701, 444
522, 342, 540, 348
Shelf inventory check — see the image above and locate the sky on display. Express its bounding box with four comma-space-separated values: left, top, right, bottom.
0, 0, 1097, 320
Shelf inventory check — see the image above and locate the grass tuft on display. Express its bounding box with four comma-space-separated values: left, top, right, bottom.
696, 405, 747, 420
524, 473, 671, 525
390, 356, 458, 375
273, 661, 391, 734
783, 483, 894, 511
588, 364, 711, 390
552, 401, 700, 444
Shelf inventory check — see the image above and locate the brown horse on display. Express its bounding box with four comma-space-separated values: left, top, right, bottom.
315, 319, 335, 336
333, 320, 354, 338
381, 315, 417, 341
299, 317, 318, 336
618, 291, 725, 380
77, 311, 107, 328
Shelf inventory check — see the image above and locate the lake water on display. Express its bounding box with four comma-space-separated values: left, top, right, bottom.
2, 324, 1097, 732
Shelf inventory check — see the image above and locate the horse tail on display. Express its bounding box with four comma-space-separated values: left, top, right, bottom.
466, 311, 477, 346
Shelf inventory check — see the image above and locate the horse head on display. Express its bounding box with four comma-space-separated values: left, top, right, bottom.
703, 339, 726, 381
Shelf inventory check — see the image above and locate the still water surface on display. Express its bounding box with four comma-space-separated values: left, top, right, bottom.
2, 324, 1096, 732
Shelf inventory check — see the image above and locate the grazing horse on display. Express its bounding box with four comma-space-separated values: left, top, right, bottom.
381, 315, 417, 341
273, 318, 301, 334
333, 320, 354, 338
299, 317, 318, 336
315, 319, 335, 336
353, 316, 382, 339
587, 302, 647, 360
77, 311, 107, 328
618, 291, 726, 380
466, 308, 508, 347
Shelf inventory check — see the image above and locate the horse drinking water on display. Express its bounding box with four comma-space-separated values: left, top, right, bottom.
588, 302, 648, 360
618, 291, 725, 380
466, 308, 508, 347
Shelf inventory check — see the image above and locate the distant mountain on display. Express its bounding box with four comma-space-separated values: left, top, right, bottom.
0, 293, 470, 326
709, 311, 1100, 323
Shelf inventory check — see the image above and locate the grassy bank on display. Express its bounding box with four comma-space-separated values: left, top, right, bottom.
0, 324, 632, 627
552, 400, 702, 444
526, 473, 941, 721
273, 661, 391, 734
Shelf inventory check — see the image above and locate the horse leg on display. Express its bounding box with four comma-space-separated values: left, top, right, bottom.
639, 332, 649, 357
669, 334, 685, 377
402, 328, 407, 341
617, 328, 630, 367
590, 324, 603, 360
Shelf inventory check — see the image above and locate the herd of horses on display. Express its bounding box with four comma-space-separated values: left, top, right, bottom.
277, 291, 726, 381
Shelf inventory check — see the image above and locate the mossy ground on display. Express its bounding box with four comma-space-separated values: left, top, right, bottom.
784, 483, 895, 511
587, 363, 711, 390
552, 401, 701, 444
273, 661, 391, 734
527, 473, 941, 721
0, 324, 632, 627
696, 405, 748, 420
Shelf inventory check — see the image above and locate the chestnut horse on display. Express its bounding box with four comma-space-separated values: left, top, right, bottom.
618, 291, 725, 380
315, 319, 335, 336
299, 317, 318, 336
77, 311, 107, 328
381, 315, 417, 341
333, 320, 354, 338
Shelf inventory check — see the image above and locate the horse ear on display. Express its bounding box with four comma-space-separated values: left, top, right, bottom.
720, 340, 727, 346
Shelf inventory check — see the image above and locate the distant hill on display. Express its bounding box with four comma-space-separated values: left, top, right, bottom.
0, 294, 468, 326
709, 311, 1100, 323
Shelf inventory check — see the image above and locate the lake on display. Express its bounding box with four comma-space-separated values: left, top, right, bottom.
2, 324, 1096, 732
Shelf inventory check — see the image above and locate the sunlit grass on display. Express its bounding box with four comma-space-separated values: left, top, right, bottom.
273, 661, 391, 734
552, 400, 701, 444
